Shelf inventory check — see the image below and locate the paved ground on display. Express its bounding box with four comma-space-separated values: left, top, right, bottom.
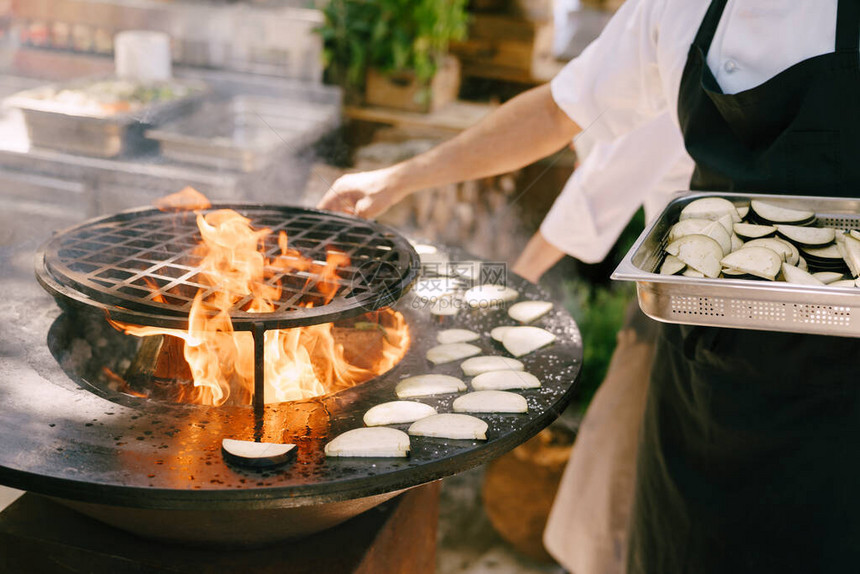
437, 465, 567, 574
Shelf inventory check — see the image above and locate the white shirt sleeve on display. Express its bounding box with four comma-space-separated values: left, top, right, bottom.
550, 0, 669, 142
540, 113, 693, 263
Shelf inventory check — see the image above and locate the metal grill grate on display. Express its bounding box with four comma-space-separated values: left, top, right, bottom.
37, 204, 420, 331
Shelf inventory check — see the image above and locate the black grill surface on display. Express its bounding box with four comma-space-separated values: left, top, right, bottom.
36, 204, 419, 330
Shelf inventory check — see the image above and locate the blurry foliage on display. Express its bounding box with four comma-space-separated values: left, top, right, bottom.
560, 208, 645, 411
316, 0, 469, 102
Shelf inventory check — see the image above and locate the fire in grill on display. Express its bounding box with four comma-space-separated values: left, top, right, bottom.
36, 201, 420, 412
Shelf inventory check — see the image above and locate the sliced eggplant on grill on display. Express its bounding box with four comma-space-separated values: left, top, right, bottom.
665, 234, 724, 278
453, 390, 528, 414
408, 413, 488, 440
679, 197, 741, 223
508, 300, 553, 324
221, 439, 297, 468
490, 325, 515, 342
780, 262, 825, 285
733, 223, 777, 240
325, 427, 411, 457
720, 246, 782, 280
737, 205, 750, 219
502, 326, 557, 358
731, 233, 744, 252
470, 369, 541, 391
749, 200, 815, 225
682, 268, 705, 278
461, 355, 524, 376
395, 374, 467, 398
436, 328, 480, 345
463, 284, 519, 307
775, 224, 835, 247
426, 342, 481, 365
363, 401, 437, 426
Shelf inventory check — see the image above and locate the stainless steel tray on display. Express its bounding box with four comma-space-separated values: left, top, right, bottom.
145, 95, 340, 172
612, 192, 860, 337
3, 77, 208, 158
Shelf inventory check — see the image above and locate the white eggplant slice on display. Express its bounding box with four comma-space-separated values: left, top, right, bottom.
775, 224, 835, 247
781, 262, 825, 285
717, 213, 734, 234
720, 246, 782, 280
363, 401, 437, 426
679, 197, 741, 223
801, 243, 843, 260
737, 205, 750, 219
742, 238, 791, 262
490, 326, 515, 342
395, 374, 467, 398
412, 279, 456, 301
797, 255, 808, 271
508, 300, 553, 324
665, 234, 723, 278
464, 284, 519, 307
682, 268, 705, 278
733, 222, 776, 240
850, 229, 860, 242
731, 233, 744, 252
837, 233, 860, 278
669, 218, 731, 255
502, 326, 557, 358
813, 271, 843, 284
437, 328, 480, 345
412, 243, 449, 266
471, 369, 541, 390
426, 342, 481, 365
222, 439, 296, 468
453, 390, 528, 414
429, 294, 460, 316
408, 413, 488, 440
461, 355, 525, 376
750, 200, 815, 224
325, 427, 410, 457
829, 279, 858, 288
660, 254, 686, 275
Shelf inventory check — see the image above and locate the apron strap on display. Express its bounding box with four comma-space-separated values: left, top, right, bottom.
691, 0, 729, 51
836, 0, 860, 52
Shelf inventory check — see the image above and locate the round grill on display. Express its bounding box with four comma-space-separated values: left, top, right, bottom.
36, 204, 420, 330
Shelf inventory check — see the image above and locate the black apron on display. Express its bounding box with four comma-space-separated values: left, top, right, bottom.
628, 2, 860, 572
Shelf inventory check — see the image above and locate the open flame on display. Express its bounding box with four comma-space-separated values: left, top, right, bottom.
110, 190, 409, 406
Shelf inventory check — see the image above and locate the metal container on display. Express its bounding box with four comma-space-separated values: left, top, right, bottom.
4, 77, 208, 158
145, 96, 340, 172
612, 192, 860, 337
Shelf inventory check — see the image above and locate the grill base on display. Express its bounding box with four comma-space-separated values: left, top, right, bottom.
0, 486, 439, 570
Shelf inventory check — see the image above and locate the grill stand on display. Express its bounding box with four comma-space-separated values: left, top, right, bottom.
252, 321, 266, 439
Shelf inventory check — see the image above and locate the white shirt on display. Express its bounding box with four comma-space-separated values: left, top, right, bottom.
541, 113, 692, 263
551, 0, 840, 139
543, 0, 841, 262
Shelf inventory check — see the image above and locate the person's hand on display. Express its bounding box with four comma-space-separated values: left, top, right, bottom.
512, 231, 565, 283
316, 167, 406, 219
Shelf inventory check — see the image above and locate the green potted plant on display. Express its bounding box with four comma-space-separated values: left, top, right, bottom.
317, 0, 469, 112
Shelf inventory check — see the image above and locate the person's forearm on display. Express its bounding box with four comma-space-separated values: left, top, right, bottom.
389, 84, 580, 196
512, 231, 565, 284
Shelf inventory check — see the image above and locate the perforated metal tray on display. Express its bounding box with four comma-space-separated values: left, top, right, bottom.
611, 192, 860, 337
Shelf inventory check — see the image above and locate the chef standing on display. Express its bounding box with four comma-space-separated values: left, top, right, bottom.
319, 1, 860, 571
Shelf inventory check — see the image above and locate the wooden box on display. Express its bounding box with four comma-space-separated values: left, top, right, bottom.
365, 56, 461, 113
